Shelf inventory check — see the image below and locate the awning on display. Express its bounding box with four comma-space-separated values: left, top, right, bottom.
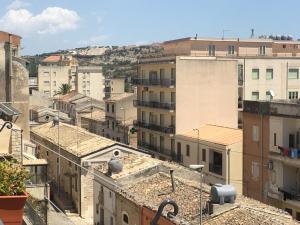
0, 103, 20, 116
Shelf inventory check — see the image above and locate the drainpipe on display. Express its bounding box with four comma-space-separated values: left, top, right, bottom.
227, 148, 231, 184
260, 110, 264, 201
286, 62, 289, 99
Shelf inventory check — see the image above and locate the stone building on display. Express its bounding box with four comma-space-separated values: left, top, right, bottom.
0, 31, 30, 139
30, 121, 140, 220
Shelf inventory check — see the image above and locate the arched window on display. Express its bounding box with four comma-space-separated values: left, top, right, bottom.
123, 212, 129, 224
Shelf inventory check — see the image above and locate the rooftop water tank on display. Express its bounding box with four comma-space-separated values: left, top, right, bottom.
108, 156, 123, 174
210, 184, 236, 205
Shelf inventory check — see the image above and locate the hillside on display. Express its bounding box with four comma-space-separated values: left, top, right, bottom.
23, 44, 164, 78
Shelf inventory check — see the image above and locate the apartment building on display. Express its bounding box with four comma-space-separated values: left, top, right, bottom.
134, 57, 238, 160
134, 37, 300, 159
243, 100, 300, 221
30, 121, 139, 219
38, 55, 105, 100
176, 125, 243, 193
0, 31, 30, 138
104, 78, 125, 99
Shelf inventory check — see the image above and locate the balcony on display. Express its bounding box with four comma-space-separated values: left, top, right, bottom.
133, 100, 175, 110
138, 141, 173, 159
270, 147, 300, 167
209, 163, 222, 176
134, 120, 175, 134
132, 78, 175, 87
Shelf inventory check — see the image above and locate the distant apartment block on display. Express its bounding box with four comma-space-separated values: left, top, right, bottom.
38, 55, 105, 100
104, 78, 125, 99
243, 100, 300, 221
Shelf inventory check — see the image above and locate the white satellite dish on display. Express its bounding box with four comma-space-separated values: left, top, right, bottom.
269, 90, 275, 97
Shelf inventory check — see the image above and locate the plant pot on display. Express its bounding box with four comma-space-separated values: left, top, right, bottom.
0, 192, 28, 225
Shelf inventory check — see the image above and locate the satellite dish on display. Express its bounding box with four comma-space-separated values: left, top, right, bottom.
269, 90, 275, 97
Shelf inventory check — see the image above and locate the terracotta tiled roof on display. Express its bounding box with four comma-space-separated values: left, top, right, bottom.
42, 55, 61, 63
105, 92, 135, 102
177, 125, 242, 146
31, 122, 116, 157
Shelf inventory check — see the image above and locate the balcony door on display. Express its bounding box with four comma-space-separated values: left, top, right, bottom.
149, 71, 158, 82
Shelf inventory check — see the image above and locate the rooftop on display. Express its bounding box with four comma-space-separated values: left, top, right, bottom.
80, 109, 106, 122
31, 122, 116, 157
105, 92, 135, 102
42, 55, 61, 63
96, 154, 161, 180
177, 124, 242, 146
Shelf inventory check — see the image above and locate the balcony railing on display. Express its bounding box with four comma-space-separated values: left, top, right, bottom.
209, 163, 222, 176
133, 100, 175, 110
138, 141, 173, 159
132, 78, 175, 87
134, 120, 175, 134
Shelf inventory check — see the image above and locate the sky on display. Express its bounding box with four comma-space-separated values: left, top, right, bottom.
1, 0, 300, 55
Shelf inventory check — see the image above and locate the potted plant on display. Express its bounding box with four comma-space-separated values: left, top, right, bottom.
0, 160, 30, 225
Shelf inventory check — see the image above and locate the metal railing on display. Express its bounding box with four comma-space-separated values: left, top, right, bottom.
132, 78, 176, 87
134, 120, 175, 134
133, 100, 175, 110
209, 163, 222, 176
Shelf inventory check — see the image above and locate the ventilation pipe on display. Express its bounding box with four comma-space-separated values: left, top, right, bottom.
170, 169, 175, 192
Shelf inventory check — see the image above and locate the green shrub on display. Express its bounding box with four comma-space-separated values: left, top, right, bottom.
0, 161, 30, 196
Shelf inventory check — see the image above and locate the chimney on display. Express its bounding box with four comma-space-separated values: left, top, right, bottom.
170, 169, 175, 192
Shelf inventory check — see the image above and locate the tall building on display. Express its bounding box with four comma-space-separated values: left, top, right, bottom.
134, 56, 238, 160
134, 36, 300, 160
38, 55, 105, 100
0, 31, 30, 138
243, 100, 300, 221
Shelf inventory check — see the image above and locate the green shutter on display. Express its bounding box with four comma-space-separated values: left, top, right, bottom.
266, 69, 273, 80
252, 69, 259, 80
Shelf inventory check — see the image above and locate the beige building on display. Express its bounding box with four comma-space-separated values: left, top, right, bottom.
134, 56, 238, 160
243, 100, 300, 221
134, 37, 300, 160
30, 121, 139, 220
104, 78, 125, 99
0, 31, 30, 138
176, 125, 243, 193
38, 55, 105, 100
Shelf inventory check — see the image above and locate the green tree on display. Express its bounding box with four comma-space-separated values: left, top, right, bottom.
55, 83, 72, 95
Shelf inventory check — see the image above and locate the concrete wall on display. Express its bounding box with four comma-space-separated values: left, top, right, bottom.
116, 193, 141, 225
176, 57, 238, 133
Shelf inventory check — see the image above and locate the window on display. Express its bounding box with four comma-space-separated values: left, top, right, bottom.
44, 72, 49, 76
53, 81, 56, 86
251, 91, 259, 100
75, 176, 78, 192
112, 104, 115, 113
274, 133, 277, 146
123, 213, 129, 224
296, 212, 300, 222
141, 111, 145, 122
110, 216, 114, 225
238, 64, 243, 83
208, 45, 215, 56
106, 104, 109, 112
186, 145, 190, 156
160, 136, 164, 152
266, 69, 273, 80
202, 149, 206, 162
107, 120, 109, 129
112, 121, 115, 130
259, 46, 266, 55
289, 91, 298, 99
69, 161, 71, 167
46, 151, 49, 156
266, 91, 273, 101
160, 68, 165, 79
228, 45, 235, 55
252, 125, 259, 142
251, 161, 260, 180
109, 191, 112, 198
171, 68, 176, 77
44, 90, 50, 95
288, 68, 299, 79
252, 69, 259, 80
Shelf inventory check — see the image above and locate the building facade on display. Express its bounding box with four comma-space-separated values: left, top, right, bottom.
176, 125, 243, 193
38, 55, 105, 100
134, 56, 238, 160
243, 100, 300, 221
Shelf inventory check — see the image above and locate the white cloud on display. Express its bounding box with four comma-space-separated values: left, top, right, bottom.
7, 0, 30, 10
0, 7, 80, 36
78, 35, 109, 46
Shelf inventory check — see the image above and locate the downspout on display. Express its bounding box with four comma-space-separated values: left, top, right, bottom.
227, 148, 231, 184
286, 62, 289, 99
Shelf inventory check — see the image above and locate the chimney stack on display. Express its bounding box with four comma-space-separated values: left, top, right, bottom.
170, 169, 176, 192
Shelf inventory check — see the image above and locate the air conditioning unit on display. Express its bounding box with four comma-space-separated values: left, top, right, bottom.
83, 161, 92, 167
268, 160, 274, 170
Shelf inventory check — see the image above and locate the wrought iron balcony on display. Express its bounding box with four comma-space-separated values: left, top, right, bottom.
133, 100, 175, 110
134, 120, 175, 134
132, 78, 175, 87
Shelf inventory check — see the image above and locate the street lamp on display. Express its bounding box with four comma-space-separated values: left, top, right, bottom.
189, 164, 204, 225
120, 107, 126, 144
193, 128, 200, 164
